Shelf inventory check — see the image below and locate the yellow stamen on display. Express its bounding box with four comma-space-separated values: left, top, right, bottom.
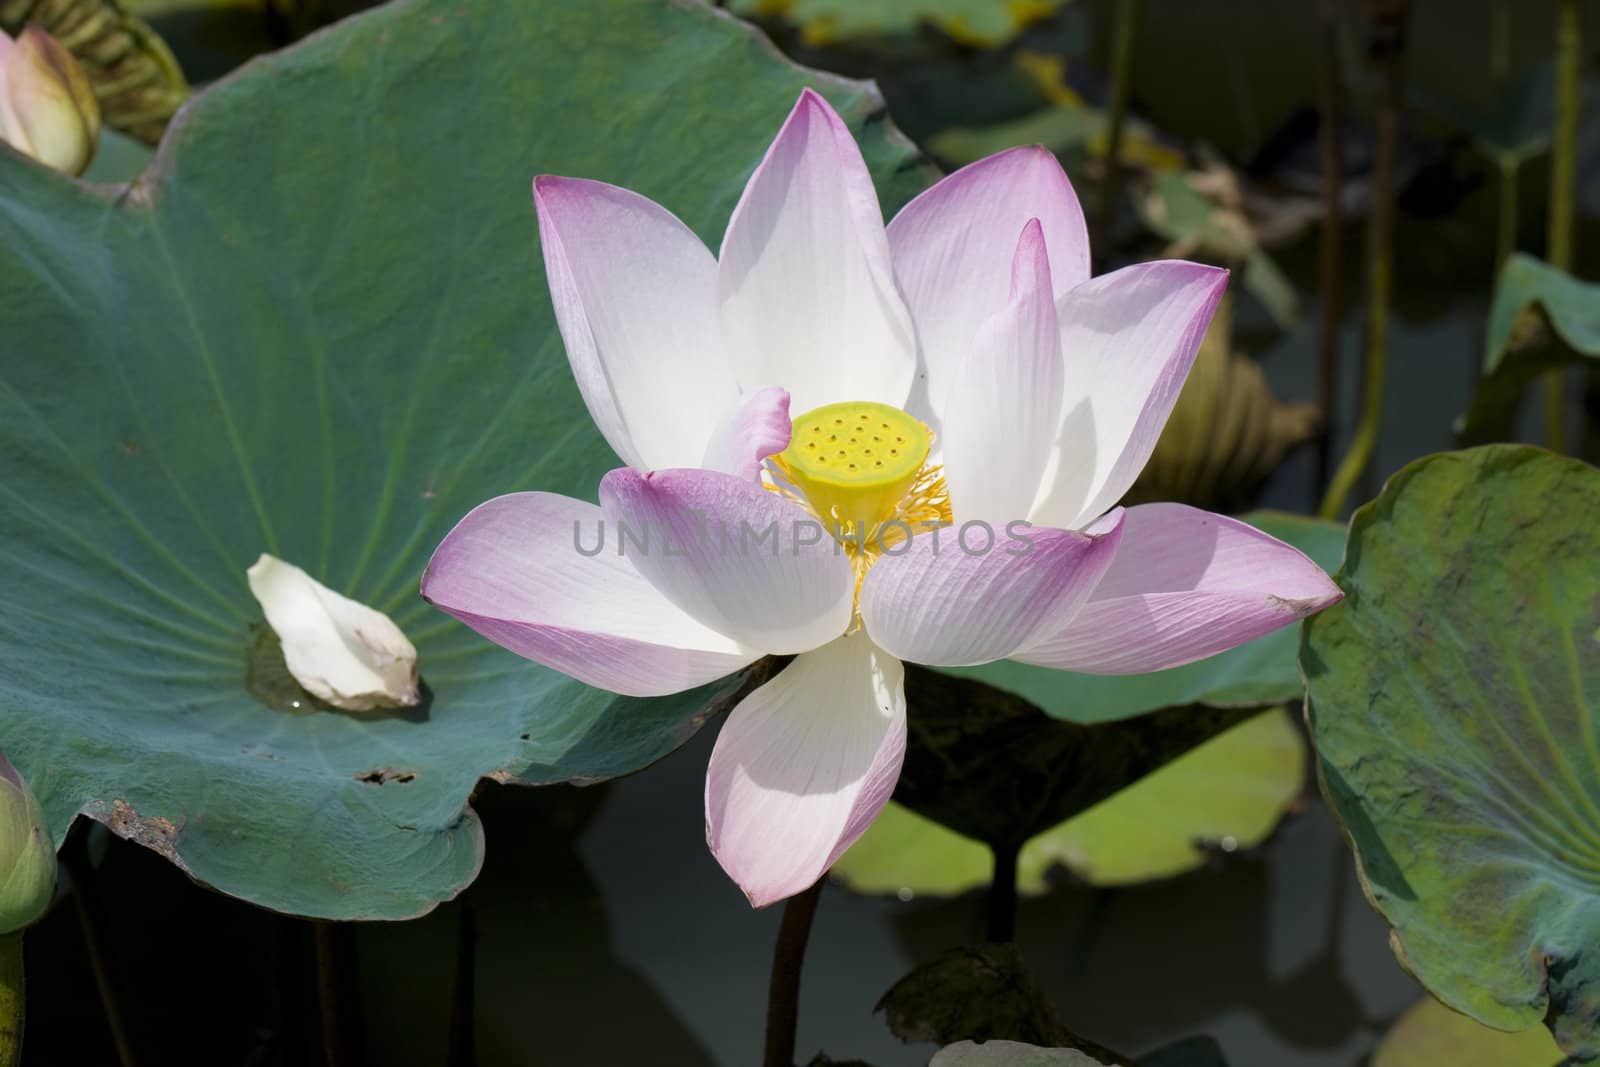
766, 401, 952, 623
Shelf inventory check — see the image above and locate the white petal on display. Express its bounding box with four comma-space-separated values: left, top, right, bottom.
941, 218, 1063, 526
886, 145, 1089, 430
248, 554, 419, 711
701, 386, 792, 483
706, 633, 906, 907
534, 176, 738, 470
422, 493, 758, 697
599, 466, 855, 655
718, 89, 916, 414
1017, 504, 1343, 673
858, 513, 1124, 667
1029, 261, 1229, 530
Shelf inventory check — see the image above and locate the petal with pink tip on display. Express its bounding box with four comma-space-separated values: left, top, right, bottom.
1029, 261, 1229, 531
718, 89, 916, 414
706, 633, 906, 907
886, 146, 1089, 429
858, 511, 1124, 667
1016, 504, 1343, 673
534, 176, 738, 471
701, 386, 791, 483
599, 466, 854, 655
421, 493, 758, 697
941, 219, 1063, 527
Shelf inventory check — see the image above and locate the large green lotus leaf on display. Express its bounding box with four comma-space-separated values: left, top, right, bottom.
727, 0, 1065, 47
81, 129, 156, 184
1373, 997, 1564, 1067
939, 514, 1345, 725
834, 708, 1302, 896
1459, 254, 1600, 446
0, 0, 928, 919
1303, 445, 1600, 1059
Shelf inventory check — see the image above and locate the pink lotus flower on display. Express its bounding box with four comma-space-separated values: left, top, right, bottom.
423, 90, 1341, 907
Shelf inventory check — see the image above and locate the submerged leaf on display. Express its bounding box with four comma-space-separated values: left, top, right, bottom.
834, 708, 1303, 896
1303, 445, 1600, 1059
896, 666, 1257, 848
1373, 997, 1562, 1067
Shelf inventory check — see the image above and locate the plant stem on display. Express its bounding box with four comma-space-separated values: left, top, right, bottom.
314, 921, 367, 1067
0, 933, 21, 1067
986, 842, 1020, 943
1495, 160, 1520, 274
763, 878, 823, 1067
1098, 0, 1143, 260
1543, 0, 1581, 452
1315, 0, 1346, 495
1320, 0, 1404, 520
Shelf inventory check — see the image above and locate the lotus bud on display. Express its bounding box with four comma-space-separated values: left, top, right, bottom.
0, 755, 54, 935
0, 26, 101, 177
247, 554, 421, 712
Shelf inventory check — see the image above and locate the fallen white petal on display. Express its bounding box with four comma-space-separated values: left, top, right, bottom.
247, 554, 420, 711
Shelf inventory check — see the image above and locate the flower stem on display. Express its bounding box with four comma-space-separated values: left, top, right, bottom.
763, 878, 824, 1067
1543, 0, 1581, 452
1098, 0, 1143, 260
1320, 0, 1405, 520
1314, 0, 1346, 495
1495, 160, 1520, 275
0, 933, 21, 1067
986, 842, 1021, 943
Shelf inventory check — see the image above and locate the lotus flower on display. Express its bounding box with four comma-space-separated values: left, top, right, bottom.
0, 25, 99, 177
423, 90, 1341, 906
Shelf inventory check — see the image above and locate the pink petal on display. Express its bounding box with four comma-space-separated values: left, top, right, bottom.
886, 146, 1089, 430
422, 493, 758, 696
706, 633, 906, 907
857, 511, 1125, 667
1029, 261, 1229, 531
534, 176, 738, 471
1017, 504, 1343, 673
940, 219, 1064, 526
598, 466, 854, 655
717, 89, 916, 414
701, 386, 792, 483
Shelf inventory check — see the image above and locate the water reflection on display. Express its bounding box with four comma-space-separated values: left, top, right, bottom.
585, 718, 1422, 1067
359, 783, 716, 1066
